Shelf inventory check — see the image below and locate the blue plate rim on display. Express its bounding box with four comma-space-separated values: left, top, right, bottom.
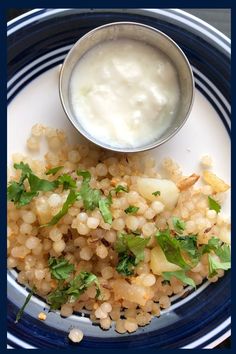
7, 8, 231, 349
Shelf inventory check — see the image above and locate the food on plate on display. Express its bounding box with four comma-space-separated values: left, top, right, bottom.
68, 328, 84, 343
69, 39, 180, 148
38, 312, 47, 321
7, 125, 230, 334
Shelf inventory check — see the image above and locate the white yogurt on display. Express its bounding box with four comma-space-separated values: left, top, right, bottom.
69, 39, 180, 148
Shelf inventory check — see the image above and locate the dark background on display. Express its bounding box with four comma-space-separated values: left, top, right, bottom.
7, 8, 231, 350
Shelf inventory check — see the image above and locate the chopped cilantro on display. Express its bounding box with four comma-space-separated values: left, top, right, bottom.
116, 253, 136, 276
77, 170, 112, 224
15, 286, 36, 323
7, 162, 58, 207
57, 174, 76, 190
48, 257, 75, 280
208, 254, 231, 278
208, 196, 221, 213
77, 170, 101, 210
41, 190, 78, 227
125, 205, 139, 214
115, 233, 150, 275
172, 216, 186, 234
47, 272, 100, 309
99, 198, 113, 224
46, 166, 64, 175
162, 270, 196, 288
66, 272, 100, 302
156, 229, 191, 270
114, 185, 129, 193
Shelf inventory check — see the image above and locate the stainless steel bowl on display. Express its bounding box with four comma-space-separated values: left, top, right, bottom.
59, 22, 195, 153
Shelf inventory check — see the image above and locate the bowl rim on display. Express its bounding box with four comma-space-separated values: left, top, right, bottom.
59, 20, 195, 153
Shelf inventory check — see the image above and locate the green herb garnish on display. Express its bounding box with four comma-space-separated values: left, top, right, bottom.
48, 257, 75, 280
77, 170, 101, 210
46, 166, 64, 175
47, 288, 69, 310
162, 270, 196, 288
47, 272, 100, 310
208, 196, 221, 213
41, 189, 78, 227
156, 229, 191, 270
201, 237, 221, 254
200, 237, 231, 277
116, 253, 136, 276
115, 233, 150, 275
15, 286, 36, 323
99, 198, 113, 224
66, 272, 100, 302
77, 170, 113, 224
175, 234, 199, 267
8, 162, 58, 207
172, 217, 186, 234
57, 174, 77, 190
124, 206, 139, 214
208, 254, 231, 278
152, 191, 161, 196
114, 185, 129, 193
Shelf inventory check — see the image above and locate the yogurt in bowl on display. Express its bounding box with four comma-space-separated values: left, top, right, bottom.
69, 38, 180, 148
59, 22, 194, 152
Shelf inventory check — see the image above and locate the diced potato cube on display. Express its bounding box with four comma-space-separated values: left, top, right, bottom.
203, 171, 230, 193
150, 245, 181, 275
137, 177, 179, 210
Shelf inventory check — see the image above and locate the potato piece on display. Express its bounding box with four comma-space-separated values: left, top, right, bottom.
111, 279, 154, 306
203, 170, 230, 193
150, 245, 181, 275
137, 177, 179, 210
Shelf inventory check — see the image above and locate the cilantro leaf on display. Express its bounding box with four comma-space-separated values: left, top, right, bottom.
114, 185, 129, 193
156, 229, 191, 270
199, 237, 231, 277
152, 191, 161, 196
41, 189, 78, 227
215, 244, 231, 262
7, 182, 37, 206
77, 170, 101, 210
125, 206, 139, 214
46, 166, 64, 175
77, 170, 113, 223
125, 235, 150, 264
208, 196, 221, 213
66, 272, 100, 302
14, 162, 32, 180
107, 185, 129, 205
116, 253, 136, 276
77, 170, 91, 182
47, 272, 100, 309
162, 270, 196, 288
172, 217, 186, 234
115, 233, 149, 275
15, 286, 36, 323
99, 198, 112, 224
57, 174, 76, 190
208, 254, 231, 278
47, 287, 69, 310
28, 173, 58, 192
201, 237, 221, 254
8, 162, 58, 207
48, 257, 75, 280
175, 235, 199, 266
16, 191, 38, 207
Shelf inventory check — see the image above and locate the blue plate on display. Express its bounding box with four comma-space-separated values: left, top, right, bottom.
7, 9, 231, 349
